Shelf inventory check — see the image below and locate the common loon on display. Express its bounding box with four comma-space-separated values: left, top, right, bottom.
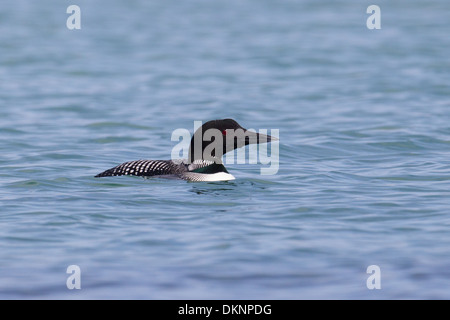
95, 119, 277, 182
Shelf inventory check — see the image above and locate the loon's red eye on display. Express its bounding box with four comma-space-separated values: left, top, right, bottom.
222, 130, 227, 135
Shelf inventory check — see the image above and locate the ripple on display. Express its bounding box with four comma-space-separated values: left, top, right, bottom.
1, 0, 450, 300
86, 122, 157, 130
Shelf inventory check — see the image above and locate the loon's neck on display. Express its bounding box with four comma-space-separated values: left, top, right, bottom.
186, 158, 228, 176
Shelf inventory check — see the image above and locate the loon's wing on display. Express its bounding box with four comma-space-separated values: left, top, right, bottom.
95, 160, 183, 178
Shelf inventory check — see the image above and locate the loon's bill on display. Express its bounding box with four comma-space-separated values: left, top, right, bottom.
95, 119, 277, 182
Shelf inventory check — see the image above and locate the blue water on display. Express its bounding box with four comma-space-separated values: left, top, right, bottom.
1, 0, 449, 299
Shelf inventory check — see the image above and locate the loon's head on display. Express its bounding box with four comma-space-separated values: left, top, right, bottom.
188, 119, 277, 163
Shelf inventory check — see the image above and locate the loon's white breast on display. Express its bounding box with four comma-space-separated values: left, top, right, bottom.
181, 172, 236, 182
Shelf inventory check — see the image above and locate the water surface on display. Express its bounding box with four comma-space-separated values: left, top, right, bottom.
0, 0, 449, 299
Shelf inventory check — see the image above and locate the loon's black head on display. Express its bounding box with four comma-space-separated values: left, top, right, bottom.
188, 119, 277, 163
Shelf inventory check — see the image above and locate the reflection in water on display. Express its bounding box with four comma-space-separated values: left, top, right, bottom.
189, 181, 237, 195
188, 179, 270, 195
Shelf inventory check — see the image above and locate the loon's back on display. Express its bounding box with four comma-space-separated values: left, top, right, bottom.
95, 159, 184, 178
95, 159, 235, 182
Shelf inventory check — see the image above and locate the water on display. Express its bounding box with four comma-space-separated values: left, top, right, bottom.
1, 0, 449, 299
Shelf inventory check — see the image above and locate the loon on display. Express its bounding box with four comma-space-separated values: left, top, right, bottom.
95, 119, 277, 182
